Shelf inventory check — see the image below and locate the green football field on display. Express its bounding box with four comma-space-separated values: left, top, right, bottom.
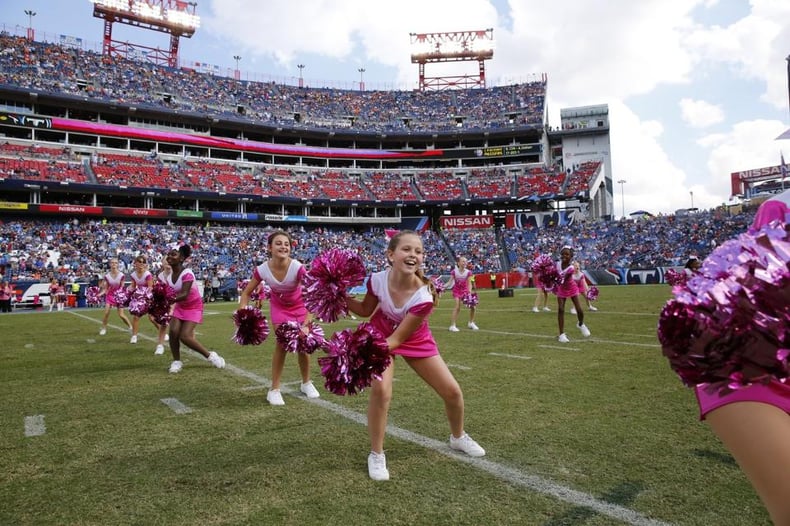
0, 285, 770, 525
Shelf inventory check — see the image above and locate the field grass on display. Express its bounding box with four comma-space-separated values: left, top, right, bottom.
0, 285, 770, 525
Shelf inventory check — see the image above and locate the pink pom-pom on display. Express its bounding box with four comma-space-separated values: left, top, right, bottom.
148, 281, 176, 326
275, 320, 327, 354
303, 248, 367, 322
657, 222, 790, 394
585, 285, 599, 302
665, 268, 689, 287
112, 287, 130, 308
462, 291, 479, 308
318, 322, 392, 395
431, 276, 446, 295
128, 286, 153, 317
531, 255, 562, 292
232, 306, 270, 346
85, 286, 101, 305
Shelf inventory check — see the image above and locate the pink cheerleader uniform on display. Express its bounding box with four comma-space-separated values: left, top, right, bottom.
573, 270, 587, 293
367, 270, 437, 358
130, 270, 153, 289
104, 271, 126, 306
554, 263, 579, 299
253, 260, 307, 325
450, 267, 471, 299
168, 268, 203, 324
157, 270, 170, 285
695, 190, 790, 418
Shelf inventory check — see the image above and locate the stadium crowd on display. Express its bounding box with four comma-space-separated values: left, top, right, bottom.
0, 142, 594, 203
0, 207, 754, 292
0, 34, 546, 132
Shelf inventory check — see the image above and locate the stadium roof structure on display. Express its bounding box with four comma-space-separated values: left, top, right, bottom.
778, 128, 790, 140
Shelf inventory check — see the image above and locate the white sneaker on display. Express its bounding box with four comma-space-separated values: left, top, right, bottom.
99, 328, 107, 336
449, 433, 485, 457
267, 389, 285, 406
543, 306, 551, 312
589, 305, 598, 311
578, 323, 591, 338
558, 333, 570, 343
130, 335, 138, 344
449, 325, 460, 332
154, 344, 165, 355
168, 360, 183, 374
300, 381, 320, 399
570, 307, 577, 314
207, 351, 225, 369
367, 451, 390, 481
532, 306, 540, 313
164, 333, 170, 341
468, 322, 479, 330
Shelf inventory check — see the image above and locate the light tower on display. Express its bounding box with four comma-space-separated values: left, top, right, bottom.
358, 67, 365, 91
91, 0, 200, 68
233, 55, 241, 81
297, 64, 305, 88
409, 29, 494, 91
617, 179, 627, 219
24, 9, 36, 40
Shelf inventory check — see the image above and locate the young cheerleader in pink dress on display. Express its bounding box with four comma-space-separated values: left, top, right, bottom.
150, 259, 171, 355
128, 255, 153, 344
446, 256, 478, 331
346, 230, 485, 481
691, 188, 790, 524
569, 261, 597, 313
554, 247, 591, 343
165, 245, 225, 373
239, 230, 320, 405
99, 258, 131, 335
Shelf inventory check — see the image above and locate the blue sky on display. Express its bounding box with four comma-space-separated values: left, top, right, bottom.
2, 0, 789, 215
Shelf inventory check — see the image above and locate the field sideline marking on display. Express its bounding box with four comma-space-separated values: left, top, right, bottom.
66, 310, 672, 526
161, 398, 193, 414
24, 415, 46, 437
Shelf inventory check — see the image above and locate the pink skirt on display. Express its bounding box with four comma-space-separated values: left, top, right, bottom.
695, 381, 790, 419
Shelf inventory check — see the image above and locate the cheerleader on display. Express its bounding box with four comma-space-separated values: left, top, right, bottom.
690, 188, 790, 524
446, 256, 479, 332
98, 259, 131, 335
48, 278, 59, 312
150, 259, 172, 355
569, 261, 597, 313
531, 273, 551, 313
128, 255, 153, 344
165, 244, 225, 373
554, 247, 590, 343
346, 230, 485, 481
239, 230, 319, 404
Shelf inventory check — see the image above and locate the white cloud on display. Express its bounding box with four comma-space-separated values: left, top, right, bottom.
679, 98, 725, 127
684, 0, 790, 109
606, 101, 694, 215
195, 0, 787, 214
204, 0, 500, 78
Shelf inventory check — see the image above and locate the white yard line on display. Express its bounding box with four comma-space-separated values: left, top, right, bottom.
488, 352, 532, 360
